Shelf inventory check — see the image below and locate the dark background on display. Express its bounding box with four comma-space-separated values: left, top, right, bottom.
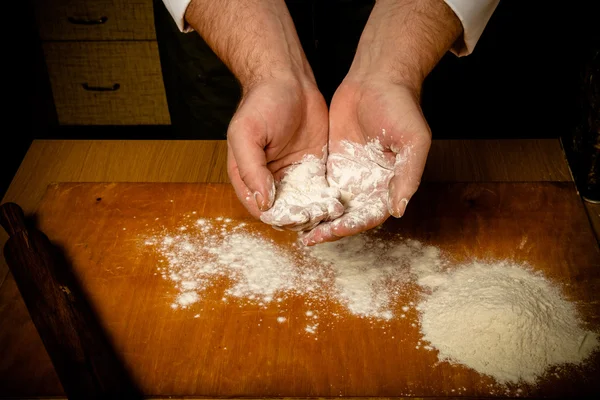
4, 0, 599, 198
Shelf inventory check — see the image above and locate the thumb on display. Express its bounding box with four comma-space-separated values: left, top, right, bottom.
227, 116, 276, 211
387, 139, 430, 218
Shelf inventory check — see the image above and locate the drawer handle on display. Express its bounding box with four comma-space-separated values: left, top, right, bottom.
82, 83, 121, 92
68, 16, 108, 25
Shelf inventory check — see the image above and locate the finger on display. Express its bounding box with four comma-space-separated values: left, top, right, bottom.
261, 197, 343, 232
300, 222, 335, 246
227, 115, 276, 211
301, 192, 389, 246
324, 197, 345, 221
289, 193, 345, 232
260, 204, 310, 228
227, 145, 262, 219
301, 209, 386, 246
291, 198, 341, 232
388, 139, 430, 218
294, 196, 344, 229
260, 161, 343, 232
330, 192, 389, 237
285, 202, 327, 232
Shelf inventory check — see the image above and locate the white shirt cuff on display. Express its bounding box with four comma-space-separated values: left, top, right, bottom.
162, 0, 193, 33
164, 0, 499, 54
443, 0, 500, 56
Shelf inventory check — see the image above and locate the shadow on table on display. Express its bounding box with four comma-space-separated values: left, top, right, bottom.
1, 203, 143, 399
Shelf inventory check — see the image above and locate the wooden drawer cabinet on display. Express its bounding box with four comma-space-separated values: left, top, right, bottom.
33, 0, 156, 40
44, 42, 170, 125
33, 0, 171, 125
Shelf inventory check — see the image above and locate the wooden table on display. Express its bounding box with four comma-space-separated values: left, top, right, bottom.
0, 139, 598, 399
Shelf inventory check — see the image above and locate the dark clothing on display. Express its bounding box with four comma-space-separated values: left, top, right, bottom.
153, 0, 374, 139
153, 0, 598, 146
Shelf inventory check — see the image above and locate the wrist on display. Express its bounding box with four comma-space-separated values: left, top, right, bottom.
185, 0, 316, 92
348, 0, 462, 91
240, 63, 316, 94
348, 56, 425, 94
241, 67, 319, 99
344, 64, 425, 100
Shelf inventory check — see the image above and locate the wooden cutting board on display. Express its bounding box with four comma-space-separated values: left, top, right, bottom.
1, 182, 599, 398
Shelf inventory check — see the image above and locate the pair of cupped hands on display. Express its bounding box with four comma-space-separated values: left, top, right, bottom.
227, 71, 431, 246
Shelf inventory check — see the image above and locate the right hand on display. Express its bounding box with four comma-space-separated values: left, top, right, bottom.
227, 74, 340, 229
300, 76, 431, 245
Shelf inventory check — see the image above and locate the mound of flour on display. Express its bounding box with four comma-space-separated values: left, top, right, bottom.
417, 261, 599, 384
145, 218, 599, 385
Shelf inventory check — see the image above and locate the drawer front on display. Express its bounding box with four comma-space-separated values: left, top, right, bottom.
44, 42, 171, 125
34, 0, 156, 40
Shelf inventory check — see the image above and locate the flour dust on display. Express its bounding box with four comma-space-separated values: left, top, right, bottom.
143, 216, 599, 388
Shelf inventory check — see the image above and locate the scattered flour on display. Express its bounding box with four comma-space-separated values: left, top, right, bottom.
213, 234, 300, 302
305, 234, 426, 319
147, 218, 424, 329
416, 261, 599, 384
305, 323, 319, 334
174, 291, 199, 308
144, 216, 599, 386
153, 222, 329, 309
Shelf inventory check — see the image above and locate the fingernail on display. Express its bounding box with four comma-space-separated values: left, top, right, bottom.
300, 234, 313, 246
254, 191, 267, 211
398, 198, 409, 217
390, 197, 409, 218
387, 191, 395, 216
268, 178, 276, 208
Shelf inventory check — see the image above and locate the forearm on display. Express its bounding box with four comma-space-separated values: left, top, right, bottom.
350, 0, 462, 90
185, 0, 313, 88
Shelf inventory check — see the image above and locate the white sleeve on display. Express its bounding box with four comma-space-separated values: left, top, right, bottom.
163, 0, 498, 51
162, 0, 193, 33
443, 0, 500, 56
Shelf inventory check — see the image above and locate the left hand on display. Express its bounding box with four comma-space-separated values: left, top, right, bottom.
226, 76, 334, 229
300, 75, 431, 245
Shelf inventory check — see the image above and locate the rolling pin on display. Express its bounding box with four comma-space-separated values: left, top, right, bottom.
0, 202, 141, 399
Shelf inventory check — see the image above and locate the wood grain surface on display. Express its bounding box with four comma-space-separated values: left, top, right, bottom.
0, 140, 570, 214
1, 182, 598, 398
1, 139, 596, 399
0, 139, 572, 292
0, 202, 142, 398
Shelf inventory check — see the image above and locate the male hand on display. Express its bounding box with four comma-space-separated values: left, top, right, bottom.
300, 76, 431, 245
300, 0, 462, 245
227, 76, 343, 230
184, 0, 344, 230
